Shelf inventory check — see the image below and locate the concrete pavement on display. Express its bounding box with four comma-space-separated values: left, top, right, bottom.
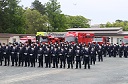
0, 57, 128, 84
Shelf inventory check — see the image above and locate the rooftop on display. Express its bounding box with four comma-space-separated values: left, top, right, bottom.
66, 27, 122, 31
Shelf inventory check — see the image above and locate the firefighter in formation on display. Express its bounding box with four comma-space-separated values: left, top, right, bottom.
0, 42, 126, 69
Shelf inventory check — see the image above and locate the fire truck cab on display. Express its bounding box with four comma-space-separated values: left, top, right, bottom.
65, 32, 78, 43
65, 32, 94, 45
36, 32, 65, 44
78, 33, 94, 44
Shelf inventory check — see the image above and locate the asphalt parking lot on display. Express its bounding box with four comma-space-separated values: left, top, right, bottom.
0, 57, 128, 84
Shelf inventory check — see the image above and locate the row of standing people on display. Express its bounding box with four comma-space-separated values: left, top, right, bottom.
0, 42, 106, 69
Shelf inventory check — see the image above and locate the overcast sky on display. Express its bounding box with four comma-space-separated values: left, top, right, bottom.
20, 0, 128, 25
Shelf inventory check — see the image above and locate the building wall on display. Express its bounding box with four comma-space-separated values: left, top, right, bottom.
9, 36, 20, 43
0, 38, 9, 44
109, 36, 124, 44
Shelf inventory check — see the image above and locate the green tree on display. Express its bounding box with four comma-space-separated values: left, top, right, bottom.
32, 0, 45, 15
24, 9, 49, 34
105, 22, 113, 27
0, 0, 26, 33
45, 0, 65, 31
104, 20, 128, 31
66, 15, 90, 28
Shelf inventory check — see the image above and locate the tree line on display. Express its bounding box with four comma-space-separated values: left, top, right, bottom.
100, 20, 128, 31
0, 0, 90, 34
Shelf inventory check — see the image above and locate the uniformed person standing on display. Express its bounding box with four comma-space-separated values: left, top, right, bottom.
119, 44, 124, 58
67, 48, 73, 69
75, 48, 81, 69
52, 48, 58, 68
18, 46, 23, 66
23, 46, 30, 67
59, 48, 66, 68
37, 47, 43, 67
45, 47, 51, 68
3, 45, 10, 66
0, 45, 2, 66
113, 44, 118, 57
124, 45, 127, 58
83, 46, 90, 69
29, 47, 35, 67
10, 45, 17, 66
97, 46, 103, 62
90, 47, 96, 65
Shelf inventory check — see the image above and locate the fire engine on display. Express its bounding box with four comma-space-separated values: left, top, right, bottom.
123, 36, 128, 44
65, 32, 94, 44
36, 32, 65, 44
65, 32, 109, 45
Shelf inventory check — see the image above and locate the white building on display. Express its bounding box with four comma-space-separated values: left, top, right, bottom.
66, 27, 128, 44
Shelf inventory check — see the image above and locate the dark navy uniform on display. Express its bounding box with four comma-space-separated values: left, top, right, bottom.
124, 45, 127, 58
18, 46, 23, 66
67, 49, 73, 69
119, 45, 124, 58
83, 47, 90, 69
51, 48, 58, 68
75, 49, 81, 69
44, 48, 51, 68
11, 46, 17, 66
97, 46, 103, 62
3, 46, 10, 66
23, 46, 30, 67
29, 47, 35, 67
113, 44, 118, 57
90, 48, 96, 65
37, 48, 43, 67
59, 48, 66, 68
0, 46, 2, 65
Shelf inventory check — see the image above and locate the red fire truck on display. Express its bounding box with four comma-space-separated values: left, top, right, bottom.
65, 32, 78, 43
123, 36, 128, 45
65, 32, 109, 45
78, 33, 94, 44
65, 32, 94, 45
36, 32, 65, 44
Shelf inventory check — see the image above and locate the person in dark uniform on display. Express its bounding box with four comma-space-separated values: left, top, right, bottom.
23, 46, 30, 67
102, 44, 107, 57
0, 45, 3, 66
67, 48, 73, 69
107, 45, 111, 57
90, 47, 96, 65
119, 44, 124, 58
97, 46, 103, 62
59, 48, 66, 68
45, 47, 51, 68
18, 46, 23, 66
83, 46, 90, 69
110, 44, 114, 57
3, 45, 10, 66
52, 48, 58, 68
124, 45, 127, 58
34, 44, 38, 62
75, 48, 81, 69
2, 43, 6, 61
113, 44, 118, 57
29, 47, 35, 67
10, 45, 17, 66
37, 47, 43, 67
